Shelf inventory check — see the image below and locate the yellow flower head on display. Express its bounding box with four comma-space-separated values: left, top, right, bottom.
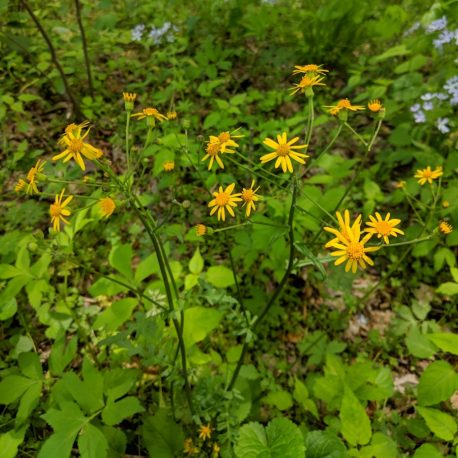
123, 92, 137, 111
131, 107, 167, 122
241, 180, 261, 217
326, 99, 365, 115
202, 141, 224, 170
394, 180, 406, 189
26, 159, 46, 195
325, 218, 379, 273
198, 424, 212, 441
414, 166, 443, 185
442, 200, 450, 208
365, 212, 404, 244
196, 224, 207, 236
260, 132, 309, 173
183, 438, 198, 455
212, 443, 221, 456
292, 64, 328, 76
99, 197, 116, 218
291, 74, 325, 95
439, 221, 453, 234
208, 183, 242, 221
50, 189, 73, 232
167, 111, 177, 120
324, 210, 361, 248
163, 160, 175, 172
15, 179, 27, 193
54, 122, 103, 171
368, 99, 383, 112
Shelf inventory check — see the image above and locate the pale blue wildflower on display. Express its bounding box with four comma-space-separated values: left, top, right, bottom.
433, 29, 456, 50
436, 117, 450, 134
423, 101, 434, 111
413, 111, 426, 123
131, 24, 145, 42
404, 21, 421, 36
148, 22, 178, 44
444, 76, 458, 105
426, 16, 447, 33
410, 103, 421, 113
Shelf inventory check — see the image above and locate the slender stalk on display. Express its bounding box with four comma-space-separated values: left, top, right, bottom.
344, 122, 367, 147
74, 0, 94, 98
377, 235, 433, 248
126, 112, 131, 173
227, 178, 298, 391
306, 122, 342, 167
20, 0, 82, 118
305, 94, 315, 146
228, 247, 249, 325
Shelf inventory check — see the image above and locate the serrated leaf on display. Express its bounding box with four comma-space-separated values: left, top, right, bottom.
436, 282, 458, 296
304, 431, 346, 458
93, 298, 137, 332
0, 425, 27, 458
142, 410, 185, 458
358, 432, 397, 458
235, 418, 305, 458
340, 385, 372, 446
0, 375, 35, 404
104, 368, 138, 401
49, 336, 78, 376
37, 432, 76, 458
189, 247, 204, 275
15, 382, 42, 427
206, 265, 235, 288
416, 406, 457, 441
264, 390, 293, 410
405, 326, 437, 358
41, 401, 86, 434
182, 306, 222, 348
102, 396, 144, 426
413, 443, 443, 458
18, 352, 42, 380
417, 361, 458, 406
78, 423, 108, 458
427, 333, 458, 355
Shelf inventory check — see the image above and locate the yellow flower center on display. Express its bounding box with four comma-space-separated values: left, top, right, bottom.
144, 108, 158, 116
347, 242, 364, 260
337, 99, 351, 109
69, 138, 84, 153
206, 142, 220, 156
50, 203, 62, 218
276, 144, 290, 156
215, 192, 230, 206
422, 169, 432, 178
374, 221, 393, 236
242, 189, 254, 202
299, 76, 313, 87
369, 102, 381, 112
65, 123, 78, 135
218, 132, 231, 143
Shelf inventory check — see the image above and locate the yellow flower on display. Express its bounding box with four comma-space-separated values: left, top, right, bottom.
50, 189, 73, 232
25, 159, 46, 195
260, 133, 309, 173
99, 197, 116, 218
365, 212, 404, 244
414, 166, 443, 185
167, 111, 177, 120
325, 220, 379, 273
53, 122, 103, 171
202, 141, 225, 170
439, 221, 453, 234
368, 99, 383, 112
292, 64, 328, 75
196, 224, 207, 236
131, 107, 167, 122
15, 179, 27, 193
442, 200, 450, 208
394, 181, 406, 189
163, 160, 175, 172
199, 424, 212, 441
324, 210, 361, 248
241, 180, 261, 217
325, 98, 365, 115
212, 443, 221, 456
208, 183, 242, 221
183, 438, 198, 455
291, 74, 325, 95
123, 92, 137, 110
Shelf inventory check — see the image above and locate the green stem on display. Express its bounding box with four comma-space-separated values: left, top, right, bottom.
126, 111, 131, 173
307, 122, 342, 166
376, 235, 433, 248
344, 122, 367, 146
305, 94, 315, 146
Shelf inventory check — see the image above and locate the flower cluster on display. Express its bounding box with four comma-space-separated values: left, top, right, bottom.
15, 159, 46, 195
202, 130, 242, 170
131, 22, 178, 43
290, 64, 327, 95
324, 210, 404, 273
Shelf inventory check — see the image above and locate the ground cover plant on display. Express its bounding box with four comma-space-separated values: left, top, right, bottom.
1, 0, 457, 457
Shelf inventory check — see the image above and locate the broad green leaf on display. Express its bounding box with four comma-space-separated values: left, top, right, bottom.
49, 336, 78, 376
0, 264, 23, 279
340, 385, 372, 446
109, 244, 133, 280
134, 253, 159, 284
235, 418, 305, 458
0, 375, 35, 404
78, 423, 109, 458
206, 265, 235, 288
104, 368, 138, 401
416, 406, 457, 441
185, 273, 199, 290
16, 382, 42, 427
427, 333, 458, 355
88, 276, 128, 297
102, 396, 144, 426
358, 432, 397, 458
417, 361, 458, 406
101, 426, 126, 457
41, 401, 86, 434
0, 425, 27, 458
189, 247, 204, 275
62, 372, 104, 414
413, 443, 443, 458
142, 410, 185, 458
93, 298, 137, 331
405, 326, 437, 358
38, 432, 77, 458
436, 282, 458, 296
304, 431, 346, 458
263, 390, 293, 410
182, 306, 223, 348
18, 352, 42, 380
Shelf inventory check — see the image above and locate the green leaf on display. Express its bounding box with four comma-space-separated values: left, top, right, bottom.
18, 352, 42, 380
405, 326, 437, 358
78, 423, 109, 458
189, 248, 204, 275
413, 443, 443, 458
142, 410, 185, 458
416, 406, 457, 441
102, 396, 144, 426
206, 265, 235, 288
49, 336, 78, 376
427, 333, 458, 355
234, 418, 305, 458
134, 253, 159, 284
38, 432, 77, 458
182, 306, 223, 348
264, 390, 293, 410
436, 282, 458, 296
203, 112, 221, 129
0, 264, 23, 279
304, 431, 346, 458
0, 375, 35, 404
109, 244, 133, 280
16, 382, 42, 427
340, 385, 372, 446
358, 432, 397, 458
417, 361, 458, 406
93, 298, 137, 331
0, 425, 27, 458
104, 368, 138, 401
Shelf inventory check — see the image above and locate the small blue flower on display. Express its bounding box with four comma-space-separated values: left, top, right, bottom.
436, 117, 450, 134
413, 111, 426, 123
131, 24, 145, 42
426, 16, 447, 34
423, 101, 434, 111
410, 103, 421, 113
